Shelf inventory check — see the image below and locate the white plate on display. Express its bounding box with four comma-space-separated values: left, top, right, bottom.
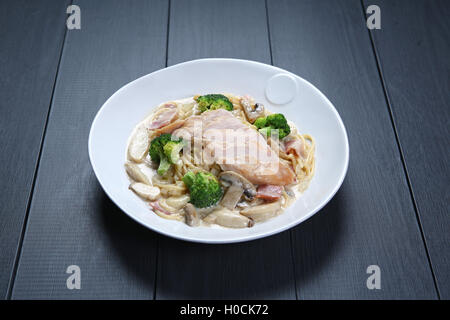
88, 58, 349, 244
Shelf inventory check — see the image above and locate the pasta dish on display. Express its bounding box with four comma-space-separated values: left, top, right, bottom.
125, 93, 315, 228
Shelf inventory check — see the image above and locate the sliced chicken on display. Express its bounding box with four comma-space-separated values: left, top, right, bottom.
284, 138, 306, 158
173, 109, 295, 185
154, 119, 185, 135
148, 104, 178, 129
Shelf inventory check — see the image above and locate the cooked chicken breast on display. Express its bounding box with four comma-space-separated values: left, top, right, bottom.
173, 109, 295, 185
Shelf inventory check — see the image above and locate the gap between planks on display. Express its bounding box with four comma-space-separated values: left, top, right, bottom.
5, 0, 73, 300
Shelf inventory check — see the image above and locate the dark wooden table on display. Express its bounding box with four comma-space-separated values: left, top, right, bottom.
1, 0, 448, 299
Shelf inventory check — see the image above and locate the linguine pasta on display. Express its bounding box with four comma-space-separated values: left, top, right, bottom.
125, 94, 315, 228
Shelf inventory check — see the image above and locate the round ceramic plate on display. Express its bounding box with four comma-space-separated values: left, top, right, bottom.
89, 58, 349, 243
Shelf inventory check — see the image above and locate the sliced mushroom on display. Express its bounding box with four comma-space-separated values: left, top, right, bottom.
150, 201, 183, 221
236, 200, 250, 209
202, 212, 217, 224
219, 171, 256, 210
240, 96, 265, 123
125, 162, 152, 185
127, 125, 150, 162
152, 180, 187, 197
165, 194, 190, 210
206, 208, 253, 228
129, 183, 160, 200
220, 184, 243, 210
184, 203, 199, 227
196, 206, 216, 219
240, 200, 282, 222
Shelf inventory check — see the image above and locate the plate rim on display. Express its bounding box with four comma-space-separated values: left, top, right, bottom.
88, 58, 350, 244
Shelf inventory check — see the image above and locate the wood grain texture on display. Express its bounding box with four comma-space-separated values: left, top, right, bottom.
167, 0, 271, 65
267, 0, 438, 299
11, 0, 168, 299
156, 0, 296, 300
0, 0, 69, 299
364, 0, 450, 298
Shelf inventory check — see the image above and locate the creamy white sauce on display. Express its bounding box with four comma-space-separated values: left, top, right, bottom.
125, 95, 309, 228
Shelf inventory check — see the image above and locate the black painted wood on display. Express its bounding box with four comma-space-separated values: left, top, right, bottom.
365, 0, 450, 298
0, 0, 69, 299
156, 0, 296, 299
267, 0, 438, 299
11, 0, 168, 299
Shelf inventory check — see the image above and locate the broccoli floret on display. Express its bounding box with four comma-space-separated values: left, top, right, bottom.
149, 133, 172, 162
182, 171, 196, 189
195, 94, 233, 113
149, 134, 183, 175
266, 113, 290, 131
259, 127, 289, 139
258, 127, 272, 137
182, 171, 223, 208
163, 140, 184, 164
157, 157, 171, 176
254, 117, 267, 128
254, 113, 290, 139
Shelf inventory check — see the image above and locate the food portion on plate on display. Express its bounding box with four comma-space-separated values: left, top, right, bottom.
125, 93, 315, 228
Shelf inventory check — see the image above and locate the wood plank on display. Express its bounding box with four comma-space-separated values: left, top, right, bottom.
156, 0, 296, 299
11, 0, 168, 299
0, 0, 69, 299
364, 0, 450, 298
267, 0, 438, 299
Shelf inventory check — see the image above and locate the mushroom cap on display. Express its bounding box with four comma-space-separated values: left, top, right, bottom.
240, 96, 265, 123
219, 171, 255, 190
184, 203, 199, 227
219, 171, 256, 205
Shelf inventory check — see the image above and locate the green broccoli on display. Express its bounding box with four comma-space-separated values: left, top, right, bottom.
254, 113, 290, 139
149, 134, 183, 175
253, 117, 267, 128
163, 140, 184, 164
149, 134, 171, 162
156, 157, 171, 176
195, 94, 233, 113
258, 127, 272, 137
182, 171, 223, 208
182, 171, 196, 188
